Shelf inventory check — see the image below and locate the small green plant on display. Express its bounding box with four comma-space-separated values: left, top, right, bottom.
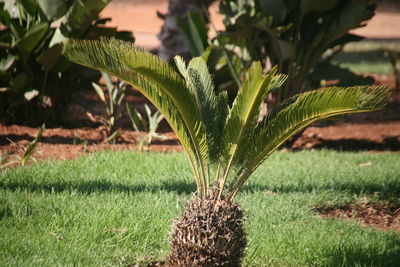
21, 124, 45, 165
64, 38, 389, 266
0, 124, 45, 169
126, 103, 166, 151
89, 72, 127, 143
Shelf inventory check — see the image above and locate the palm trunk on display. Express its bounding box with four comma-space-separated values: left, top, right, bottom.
157, 0, 214, 62
167, 193, 246, 266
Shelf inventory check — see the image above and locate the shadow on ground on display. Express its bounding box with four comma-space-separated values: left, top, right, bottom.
0, 179, 196, 195
322, 239, 400, 267
299, 137, 400, 151
242, 179, 400, 198
1, 175, 400, 199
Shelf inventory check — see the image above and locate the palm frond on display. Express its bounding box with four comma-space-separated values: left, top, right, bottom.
221, 64, 286, 174
223, 63, 269, 160
229, 85, 390, 197
233, 71, 287, 166
215, 90, 229, 160
63, 38, 209, 194
175, 56, 227, 162
215, 64, 286, 196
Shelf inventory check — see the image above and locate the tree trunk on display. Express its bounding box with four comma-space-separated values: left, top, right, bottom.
166, 193, 246, 266
157, 0, 214, 62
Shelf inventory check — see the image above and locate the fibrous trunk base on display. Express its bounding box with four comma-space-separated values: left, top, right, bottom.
166, 195, 246, 266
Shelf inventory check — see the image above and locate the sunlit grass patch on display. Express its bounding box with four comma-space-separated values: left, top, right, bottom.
1, 150, 399, 266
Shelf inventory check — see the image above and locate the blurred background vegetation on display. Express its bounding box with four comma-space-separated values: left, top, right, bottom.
1, 0, 398, 127
0, 0, 133, 125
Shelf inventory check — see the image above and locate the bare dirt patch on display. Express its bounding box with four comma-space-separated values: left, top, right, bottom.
0, 125, 182, 165
1, 108, 400, 164
314, 201, 400, 232
293, 119, 400, 151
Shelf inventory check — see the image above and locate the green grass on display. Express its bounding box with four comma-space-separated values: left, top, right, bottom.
333, 40, 400, 75
1, 150, 399, 266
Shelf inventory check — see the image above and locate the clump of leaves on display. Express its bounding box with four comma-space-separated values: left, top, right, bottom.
126, 102, 166, 151
64, 38, 389, 266
89, 72, 127, 143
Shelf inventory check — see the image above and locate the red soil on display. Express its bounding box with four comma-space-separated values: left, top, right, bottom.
315, 200, 400, 232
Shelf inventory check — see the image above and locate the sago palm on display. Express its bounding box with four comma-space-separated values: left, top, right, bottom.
63, 38, 389, 266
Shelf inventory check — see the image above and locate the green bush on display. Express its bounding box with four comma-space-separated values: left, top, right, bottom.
217, 0, 376, 101
177, 0, 376, 104
0, 0, 134, 125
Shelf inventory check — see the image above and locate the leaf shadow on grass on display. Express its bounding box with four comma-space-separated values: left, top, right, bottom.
322, 239, 400, 267
0, 179, 196, 195
298, 138, 400, 151
241, 179, 400, 199
2, 176, 400, 199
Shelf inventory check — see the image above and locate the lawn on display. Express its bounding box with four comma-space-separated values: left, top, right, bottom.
1, 150, 399, 266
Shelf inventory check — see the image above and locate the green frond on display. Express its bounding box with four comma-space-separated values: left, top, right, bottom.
63, 38, 210, 194
233, 71, 287, 165
222, 64, 286, 167
129, 72, 195, 158
216, 64, 286, 196
175, 56, 227, 162
223, 63, 268, 160
229, 85, 390, 197
174, 56, 188, 78
215, 90, 229, 160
